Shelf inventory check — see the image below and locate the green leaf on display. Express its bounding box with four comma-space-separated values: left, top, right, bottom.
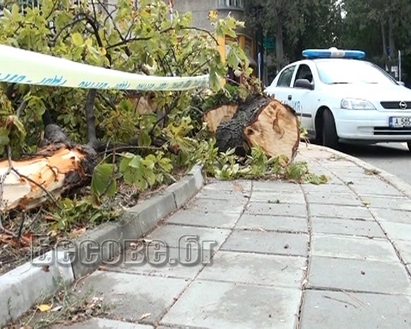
91, 163, 117, 197
135, 176, 148, 190
144, 170, 156, 186
123, 168, 138, 185
119, 155, 133, 172
71, 32, 84, 47
138, 130, 152, 147
0, 128, 10, 146
129, 155, 142, 168
159, 157, 173, 172
11, 4, 20, 20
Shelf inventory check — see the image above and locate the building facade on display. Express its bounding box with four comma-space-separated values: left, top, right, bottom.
169, 0, 259, 73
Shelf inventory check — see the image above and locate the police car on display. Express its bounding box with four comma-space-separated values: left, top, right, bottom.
264, 47, 411, 150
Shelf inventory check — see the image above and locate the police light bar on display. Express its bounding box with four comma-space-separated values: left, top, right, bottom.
302, 47, 366, 59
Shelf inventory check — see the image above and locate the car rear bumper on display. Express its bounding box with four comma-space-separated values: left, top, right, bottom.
333, 109, 411, 141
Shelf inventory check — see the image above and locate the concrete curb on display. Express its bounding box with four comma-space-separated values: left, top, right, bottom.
0, 165, 204, 327
306, 143, 411, 198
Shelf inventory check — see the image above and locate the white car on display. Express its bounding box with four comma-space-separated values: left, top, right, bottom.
264, 47, 411, 151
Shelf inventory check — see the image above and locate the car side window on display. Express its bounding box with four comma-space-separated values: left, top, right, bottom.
294, 64, 313, 85
276, 65, 296, 87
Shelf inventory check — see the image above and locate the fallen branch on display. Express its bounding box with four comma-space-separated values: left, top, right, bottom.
0, 125, 97, 213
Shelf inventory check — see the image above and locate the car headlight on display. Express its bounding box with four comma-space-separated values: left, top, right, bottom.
341, 98, 376, 110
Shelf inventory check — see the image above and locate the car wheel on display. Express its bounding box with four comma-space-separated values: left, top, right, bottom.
322, 109, 339, 149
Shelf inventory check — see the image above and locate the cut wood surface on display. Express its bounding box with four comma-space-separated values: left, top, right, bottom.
203, 103, 238, 133
214, 94, 300, 162
0, 125, 96, 212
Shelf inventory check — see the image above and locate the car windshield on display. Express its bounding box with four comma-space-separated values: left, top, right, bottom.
315, 60, 398, 85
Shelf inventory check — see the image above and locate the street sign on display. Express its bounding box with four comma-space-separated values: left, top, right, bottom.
263, 37, 275, 50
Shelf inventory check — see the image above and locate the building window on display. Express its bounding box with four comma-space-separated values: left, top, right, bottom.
218, 0, 244, 9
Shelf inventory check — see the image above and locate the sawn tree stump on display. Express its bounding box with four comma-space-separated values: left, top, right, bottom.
211, 94, 300, 161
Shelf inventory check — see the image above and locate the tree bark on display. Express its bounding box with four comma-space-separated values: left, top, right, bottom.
213, 94, 300, 162
381, 21, 387, 57
275, 13, 285, 73
0, 124, 97, 213
388, 14, 396, 58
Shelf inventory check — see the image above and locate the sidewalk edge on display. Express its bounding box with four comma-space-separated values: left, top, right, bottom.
306, 144, 411, 198
0, 165, 204, 327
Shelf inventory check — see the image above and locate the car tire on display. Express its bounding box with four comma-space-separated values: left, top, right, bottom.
322, 109, 339, 149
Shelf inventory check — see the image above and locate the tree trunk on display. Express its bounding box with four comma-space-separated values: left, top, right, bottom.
0, 125, 96, 213
203, 103, 238, 133
381, 21, 387, 57
213, 94, 300, 162
275, 13, 285, 73
388, 14, 396, 57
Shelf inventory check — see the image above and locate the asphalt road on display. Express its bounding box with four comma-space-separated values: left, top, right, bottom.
337, 142, 411, 185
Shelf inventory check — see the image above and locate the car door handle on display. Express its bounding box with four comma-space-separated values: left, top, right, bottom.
288, 95, 292, 100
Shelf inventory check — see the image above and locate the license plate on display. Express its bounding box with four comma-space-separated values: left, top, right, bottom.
389, 117, 411, 128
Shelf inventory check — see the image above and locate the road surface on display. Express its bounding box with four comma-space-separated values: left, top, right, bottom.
338, 142, 411, 184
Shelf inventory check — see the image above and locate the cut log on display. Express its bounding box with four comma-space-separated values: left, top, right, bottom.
203, 103, 238, 133
215, 94, 300, 162
0, 124, 96, 212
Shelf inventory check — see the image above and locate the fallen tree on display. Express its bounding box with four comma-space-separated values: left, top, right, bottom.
0, 125, 97, 213
204, 94, 300, 162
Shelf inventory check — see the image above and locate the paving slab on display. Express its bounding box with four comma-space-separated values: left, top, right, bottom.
328, 167, 369, 175
309, 204, 373, 220
305, 192, 363, 206
202, 180, 252, 192
196, 188, 251, 201
220, 230, 308, 257
329, 173, 381, 182
113, 246, 209, 280
197, 251, 305, 288
311, 235, 399, 262
359, 196, 411, 211
317, 160, 360, 169
308, 256, 411, 295
249, 191, 305, 204
157, 326, 208, 329
301, 183, 353, 194
244, 202, 307, 218
379, 221, 411, 241
160, 280, 300, 329
236, 214, 308, 233
184, 197, 246, 214
295, 164, 333, 179
370, 207, 411, 224
393, 240, 411, 265
300, 290, 411, 329
311, 217, 385, 237
349, 180, 406, 196
78, 271, 189, 324
165, 209, 240, 229
252, 180, 302, 192
145, 224, 231, 250
55, 317, 154, 329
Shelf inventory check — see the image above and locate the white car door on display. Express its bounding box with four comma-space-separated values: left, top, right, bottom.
288, 63, 318, 135
265, 64, 297, 105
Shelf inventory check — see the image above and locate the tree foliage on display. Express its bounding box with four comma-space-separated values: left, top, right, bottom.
247, 0, 411, 82
0, 0, 325, 235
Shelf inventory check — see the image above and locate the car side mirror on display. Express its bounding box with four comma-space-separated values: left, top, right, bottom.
295, 79, 314, 90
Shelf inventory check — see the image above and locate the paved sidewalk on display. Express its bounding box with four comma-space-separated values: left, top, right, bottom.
58, 144, 411, 329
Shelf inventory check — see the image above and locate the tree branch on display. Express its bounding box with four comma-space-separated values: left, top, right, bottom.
106, 27, 173, 50
85, 89, 98, 147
